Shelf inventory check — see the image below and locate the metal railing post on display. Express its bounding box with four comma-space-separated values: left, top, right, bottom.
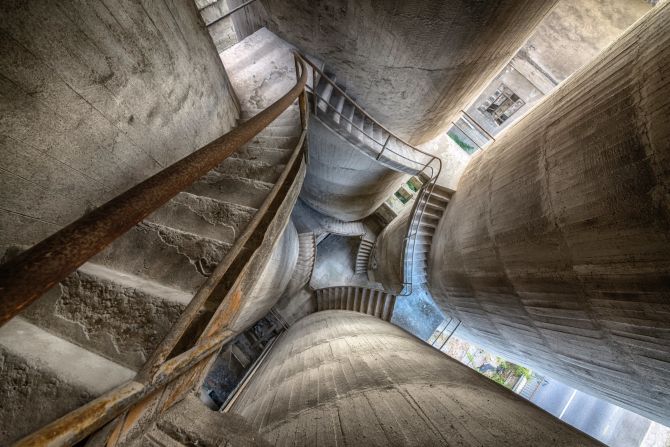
376, 134, 391, 160
312, 67, 318, 117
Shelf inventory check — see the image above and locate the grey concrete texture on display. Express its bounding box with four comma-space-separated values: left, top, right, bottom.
0, 318, 134, 444
429, 3, 670, 426
521, 0, 651, 83
301, 117, 409, 221
417, 132, 471, 190
229, 311, 602, 446
464, 0, 650, 138
231, 220, 299, 333
311, 234, 379, 290
21, 263, 193, 370
369, 206, 411, 294
229, 0, 558, 144
125, 394, 269, 447
0, 0, 239, 259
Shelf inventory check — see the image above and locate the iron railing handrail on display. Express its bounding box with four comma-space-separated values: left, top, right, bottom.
295, 53, 439, 165
293, 52, 443, 297
0, 56, 308, 327
11, 55, 309, 447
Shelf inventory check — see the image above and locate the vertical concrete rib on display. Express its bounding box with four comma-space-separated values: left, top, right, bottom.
428, 3, 670, 425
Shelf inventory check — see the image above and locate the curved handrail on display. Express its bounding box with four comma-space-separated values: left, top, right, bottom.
0, 56, 307, 326
13, 55, 309, 447
294, 52, 441, 296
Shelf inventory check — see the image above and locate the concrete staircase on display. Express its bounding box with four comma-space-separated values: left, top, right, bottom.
312, 70, 432, 175
354, 238, 375, 274
0, 28, 302, 444
404, 182, 453, 288
315, 286, 396, 321
282, 232, 316, 298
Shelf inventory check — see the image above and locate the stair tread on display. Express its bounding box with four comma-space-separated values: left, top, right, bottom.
215, 157, 286, 184
189, 171, 273, 209
93, 221, 231, 294
0, 318, 134, 393
147, 191, 256, 245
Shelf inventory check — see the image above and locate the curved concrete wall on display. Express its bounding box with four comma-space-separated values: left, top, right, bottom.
230, 219, 299, 333
230, 0, 557, 144
301, 117, 408, 221
429, 4, 670, 425
0, 1, 239, 259
369, 207, 410, 293
230, 311, 600, 446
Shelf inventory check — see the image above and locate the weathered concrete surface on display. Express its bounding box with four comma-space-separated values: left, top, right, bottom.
418, 132, 471, 189
464, 0, 651, 137
231, 220, 299, 332
429, 3, 670, 426
301, 117, 408, 221
0, 318, 134, 444
230, 311, 602, 446
229, 0, 557, 144
311, 234, 378, 290
369, 207, 410, 293
0, 0, 239, 259
22, 263, 192, 370
126, 394, 269, 447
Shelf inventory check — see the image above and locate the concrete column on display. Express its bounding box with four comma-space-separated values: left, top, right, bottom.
429, 4, 670, 425
229, 311, 600, 446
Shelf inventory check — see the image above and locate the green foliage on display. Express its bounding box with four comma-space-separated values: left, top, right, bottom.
498, 359, 532, 380
394, 191, 409, 204
448, 132, 476, 154
466, 352, 475, 365
406, 181, 418, 192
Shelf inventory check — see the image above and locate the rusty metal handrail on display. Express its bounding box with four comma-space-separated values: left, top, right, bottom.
0, 56, 308, 327
14, 329, 235, 447
13, 54, 309, 447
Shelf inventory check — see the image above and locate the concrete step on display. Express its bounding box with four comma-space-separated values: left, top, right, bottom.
0, 318, 135, 444
316, 76, 336, 111
215, 157, 285, 184
420, 211, 441, 224
232, 145, 292, 165
341, 102, 355, 132
331, 93, 346, 124
93, 221, 231, 294
429, 190, 451, 205
419, 220, 437, 231
147, 192, 256, 245
189, 170, 273, 209
381, 295, 396, 321
23, 263, 193, 370
249, 135, 300, 150
260, 124, 301, 138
